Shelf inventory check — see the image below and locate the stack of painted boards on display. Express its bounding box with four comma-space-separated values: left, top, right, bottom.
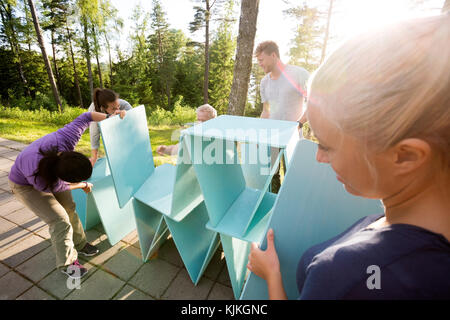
72, 106, 382, 299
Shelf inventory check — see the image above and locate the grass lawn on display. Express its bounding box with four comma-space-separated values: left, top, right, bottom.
0, 118, 179, 167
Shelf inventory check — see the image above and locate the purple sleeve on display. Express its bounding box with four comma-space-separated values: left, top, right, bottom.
24, 170, 69, 193
56, 112, 93, 152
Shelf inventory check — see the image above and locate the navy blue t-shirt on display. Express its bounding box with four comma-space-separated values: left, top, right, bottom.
296, 214, 450, 299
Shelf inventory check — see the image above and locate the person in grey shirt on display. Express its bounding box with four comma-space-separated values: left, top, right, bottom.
256, 41, 309, 122
255, 41, 309, 193
88, 88, 132, 166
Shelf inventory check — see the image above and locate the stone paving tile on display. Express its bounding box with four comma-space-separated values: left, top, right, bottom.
34, 225, 51, 240
158, 238, 184, 268
16, 286, 56, 300
217, 264, 233, 288
203, 248, 226, 281
0, 191, 14, 206
0, 140, 28, 150
16, 246, 56, 283
65, 269, 125, 300
2, 150, 19, 161
102, 245, 143, 281
38, 262, 98, 299
121, 229, 138, 245
0, 271, 33, 299
162, 269, 214, 300
0, 216, 16, 234
0, 234, 50, 268
0, 199, 24, 217
113, 284, 154, 300
0, 262, 10, 278
129, 258, 180, 299
0, 147, 11, 155
78, 236, 126, 267
20, 216, 47, 234
5, 206, 36, 225
207, 282, 234, 300
0, 158, 13, 171
0, 225, 32, 252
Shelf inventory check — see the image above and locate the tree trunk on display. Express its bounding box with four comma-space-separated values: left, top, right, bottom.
83, 20, 94, 99
320, 0, 333, 64
27, 0, 62, 112
203, 0, 210, 104
92, 26, 103, 88
105, 33, 113, 86
51, 30, 62, 92
66, 23, 83, 108
227, 0, 260, 116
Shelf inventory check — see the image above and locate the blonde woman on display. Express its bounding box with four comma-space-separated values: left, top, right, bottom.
248, 14, 450, 299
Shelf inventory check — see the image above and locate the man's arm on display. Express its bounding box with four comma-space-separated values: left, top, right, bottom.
260, 102, 270, 119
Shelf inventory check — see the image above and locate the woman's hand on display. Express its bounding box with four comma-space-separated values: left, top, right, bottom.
247, 229, 287, 300
247, 228, 281, 281
82, 182, 93, 194
113, 109, 126, 119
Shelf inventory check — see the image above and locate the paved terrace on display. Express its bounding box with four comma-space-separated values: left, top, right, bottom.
0, 138, 234, 300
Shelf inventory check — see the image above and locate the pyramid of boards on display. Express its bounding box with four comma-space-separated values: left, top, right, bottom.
72, 106, 382, 299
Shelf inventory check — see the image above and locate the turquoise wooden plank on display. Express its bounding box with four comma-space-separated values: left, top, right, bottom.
170, 137, 204, 221
72, 157, 109, 230
164, 201, 220, 284
240, 140, 383, 300
132, 199, 169, 261
133, 139, 203, 222
99, 106, 155, 208
182, 115, 300, 149
184, 134, 246, 227
239, 143, 271, 190
88, 175, 137, 245
220, 234, 252, 299
133, 164, 176, 216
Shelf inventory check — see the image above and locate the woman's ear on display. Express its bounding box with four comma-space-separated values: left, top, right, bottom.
391, 138, 431, 176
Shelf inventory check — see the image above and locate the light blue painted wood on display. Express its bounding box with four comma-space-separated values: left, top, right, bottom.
99, 106, 219, 279
240, 143, 271, 190
183, 116, 299, 298
99, 106, 155, 208
72, 157, 109, 230
164, 201, 220, 284
88, 175, 137, 245
220, 234, 252, 299
133, 199, 169, 261
240, 140, 383, 300
182, 115, 300, 148
184, 135, 246, 228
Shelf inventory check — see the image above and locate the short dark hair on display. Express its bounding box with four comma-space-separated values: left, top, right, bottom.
255, 41, 280, 58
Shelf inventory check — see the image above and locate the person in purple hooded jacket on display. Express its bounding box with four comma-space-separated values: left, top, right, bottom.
8, 109, 126, 280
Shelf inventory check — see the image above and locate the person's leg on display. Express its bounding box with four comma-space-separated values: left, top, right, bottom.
53, 190, 87, 252
8, 180, 78, 269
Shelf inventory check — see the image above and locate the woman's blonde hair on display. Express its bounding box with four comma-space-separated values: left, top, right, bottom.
309, 14, 450, 171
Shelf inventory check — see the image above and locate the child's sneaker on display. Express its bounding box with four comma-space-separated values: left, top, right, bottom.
61, 260, 88, 279
78, 243, 99, 257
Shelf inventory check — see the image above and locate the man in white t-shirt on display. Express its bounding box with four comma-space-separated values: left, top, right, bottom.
255, 41, 309, 192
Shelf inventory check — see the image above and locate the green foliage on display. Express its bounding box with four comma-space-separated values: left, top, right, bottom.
284, 3, 324, 72
208, 0, 236, 115
0, 105, 85, 125
147, 96, 196, 126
